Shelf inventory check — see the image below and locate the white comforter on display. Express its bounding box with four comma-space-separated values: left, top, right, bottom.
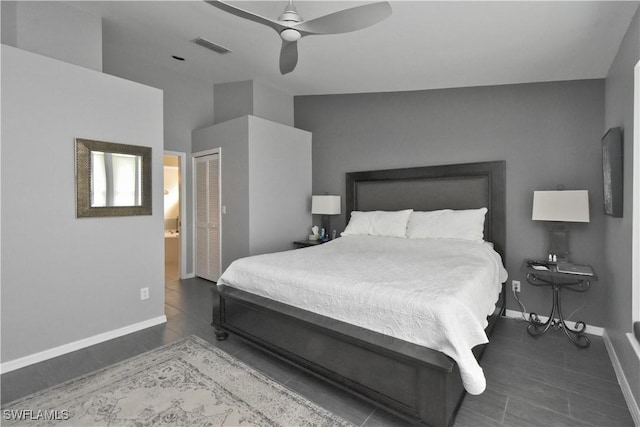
217, 235, 508, 395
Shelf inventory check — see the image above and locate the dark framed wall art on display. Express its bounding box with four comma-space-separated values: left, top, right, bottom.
601, 127, 623, 218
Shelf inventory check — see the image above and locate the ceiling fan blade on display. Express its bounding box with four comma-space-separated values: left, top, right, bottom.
205, 1, 286, 34
279, 40, 298, 75
293, 2, 391, 36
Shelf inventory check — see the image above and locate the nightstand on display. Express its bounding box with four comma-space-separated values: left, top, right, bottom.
521, 259, 596, 348
293, 239, 324, 249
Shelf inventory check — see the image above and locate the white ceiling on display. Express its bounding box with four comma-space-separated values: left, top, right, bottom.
69, 1, 640, 96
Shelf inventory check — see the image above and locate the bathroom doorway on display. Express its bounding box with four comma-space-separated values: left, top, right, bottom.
164, 152, 185, 280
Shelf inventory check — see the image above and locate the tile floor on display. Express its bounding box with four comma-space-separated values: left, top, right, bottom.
1, 265, 634, 426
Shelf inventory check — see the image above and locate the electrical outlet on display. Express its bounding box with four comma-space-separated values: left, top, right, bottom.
512, 280, 521, 293
140, 287, 149, 300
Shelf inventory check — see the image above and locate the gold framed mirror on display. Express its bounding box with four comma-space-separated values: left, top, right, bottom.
75, 138, 152, 217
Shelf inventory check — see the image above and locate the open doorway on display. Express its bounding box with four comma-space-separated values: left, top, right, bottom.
163, 152, 186, 280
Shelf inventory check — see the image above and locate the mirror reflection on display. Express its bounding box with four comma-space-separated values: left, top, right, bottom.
91, 151, 142, 207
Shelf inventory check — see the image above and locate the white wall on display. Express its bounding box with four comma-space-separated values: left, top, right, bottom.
1, 45, 165, 364
193, 117, 251, 273
192, 115, 311, 273
103, 45, 215, 277
248, 116, 311, 254
603, 6, 640, 413
1, 1, 102, 71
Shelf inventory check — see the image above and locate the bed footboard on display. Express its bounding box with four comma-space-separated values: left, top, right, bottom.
211, 285, 485, 427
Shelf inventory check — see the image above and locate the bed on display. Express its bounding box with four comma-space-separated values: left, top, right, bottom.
211, 160, 507, 427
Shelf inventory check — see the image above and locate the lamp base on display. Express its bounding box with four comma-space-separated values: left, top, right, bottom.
547, 224, 569, 261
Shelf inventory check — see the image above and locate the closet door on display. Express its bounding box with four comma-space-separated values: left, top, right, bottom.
194, 153, 220, 281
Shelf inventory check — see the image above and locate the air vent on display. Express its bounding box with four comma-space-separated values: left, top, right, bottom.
192, 37, 232, 55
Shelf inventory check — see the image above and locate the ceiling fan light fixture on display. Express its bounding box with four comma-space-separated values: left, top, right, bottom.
280, 28, 301, 42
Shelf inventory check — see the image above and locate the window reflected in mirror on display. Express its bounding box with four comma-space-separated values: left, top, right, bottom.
90, 151, 142, 207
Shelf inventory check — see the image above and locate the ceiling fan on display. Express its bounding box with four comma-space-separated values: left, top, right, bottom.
206, 0, 392, 75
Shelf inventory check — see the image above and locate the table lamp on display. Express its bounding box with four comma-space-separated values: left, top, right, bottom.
532, 190, 589, 262
311, 195, 341, 240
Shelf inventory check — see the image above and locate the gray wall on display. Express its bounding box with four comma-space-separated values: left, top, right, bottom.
252, 81, 294, 127
214, 80, 294, 127
103, 42, 215, 277
295, 79, 607, 326
1, 45, 165, 363
604, 6, 640, 408
214, 81, 254, 125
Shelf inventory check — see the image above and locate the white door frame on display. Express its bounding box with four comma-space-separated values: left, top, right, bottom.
633, 60, 640, 327
192, 148, 222, 281
164, 150, 188, 279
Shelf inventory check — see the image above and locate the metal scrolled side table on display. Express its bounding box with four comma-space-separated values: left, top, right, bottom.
521, 260, 596, 349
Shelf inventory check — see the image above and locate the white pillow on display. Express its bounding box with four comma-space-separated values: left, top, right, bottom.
406, 208, 488, 241
341, 211, 375, 236
368, 209, 413, 237
342, 209, 413, 238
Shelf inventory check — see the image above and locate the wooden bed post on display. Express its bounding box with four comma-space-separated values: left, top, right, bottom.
211, 287, 229, 341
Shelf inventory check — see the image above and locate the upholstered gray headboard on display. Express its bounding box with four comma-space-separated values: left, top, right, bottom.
345, 161, 506, 259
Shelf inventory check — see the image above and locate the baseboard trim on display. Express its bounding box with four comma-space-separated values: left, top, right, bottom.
0, 315, 167, 374
503, 309, 603, 336
628, 332, 640, 361
605, 331, 640, 426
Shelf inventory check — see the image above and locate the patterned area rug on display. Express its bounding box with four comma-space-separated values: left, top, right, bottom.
2, 336, 354, 426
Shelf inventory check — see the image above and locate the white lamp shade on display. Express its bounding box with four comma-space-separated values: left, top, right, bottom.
311, 195, 341, 215
532, 190, 590, 223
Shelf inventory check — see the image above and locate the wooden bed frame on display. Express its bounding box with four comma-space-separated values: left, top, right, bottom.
212, 160, 506, 427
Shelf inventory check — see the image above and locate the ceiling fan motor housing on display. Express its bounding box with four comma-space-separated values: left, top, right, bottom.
278, 3, 302, 24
